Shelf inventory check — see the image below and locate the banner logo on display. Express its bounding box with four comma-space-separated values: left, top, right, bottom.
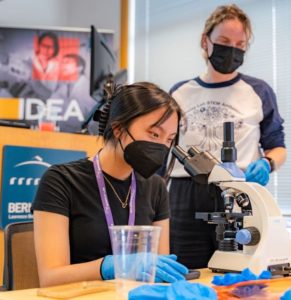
1, 145, 86, 228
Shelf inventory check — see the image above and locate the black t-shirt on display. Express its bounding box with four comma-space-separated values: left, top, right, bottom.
32, 158, 169, 264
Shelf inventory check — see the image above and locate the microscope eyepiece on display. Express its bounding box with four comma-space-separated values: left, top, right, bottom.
224, 122, 234, 142
172, 145, 190, 164
221, 122, 237, 162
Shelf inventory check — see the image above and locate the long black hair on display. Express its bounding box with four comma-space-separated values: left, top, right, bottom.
99, 82, 183, 180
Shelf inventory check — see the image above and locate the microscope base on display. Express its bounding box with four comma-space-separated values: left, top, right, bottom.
208, 250, 291, 275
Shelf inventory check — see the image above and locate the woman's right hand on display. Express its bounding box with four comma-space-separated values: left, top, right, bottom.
155, 254, 189, 283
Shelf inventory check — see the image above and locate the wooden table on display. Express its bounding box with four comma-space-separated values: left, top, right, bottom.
0, 269, 290, 299
0, 269, 215, 300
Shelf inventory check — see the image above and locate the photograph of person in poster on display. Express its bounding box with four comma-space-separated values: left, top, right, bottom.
32, 31, 60, 82
0, 27, 115, 133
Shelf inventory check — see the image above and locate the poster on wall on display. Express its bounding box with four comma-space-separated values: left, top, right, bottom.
0, 26, 114, 133
0, 145, 86, 228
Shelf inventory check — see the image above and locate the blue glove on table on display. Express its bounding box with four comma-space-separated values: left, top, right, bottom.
166, 281, 217, 300
101, 253, 188, 283
128, 281, 217, 300
245, 159, 271, 186
212, 268, 271, 286
281, 289, 291, 300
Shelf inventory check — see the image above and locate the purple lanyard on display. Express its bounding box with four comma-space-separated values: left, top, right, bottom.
93, 153, 136, 232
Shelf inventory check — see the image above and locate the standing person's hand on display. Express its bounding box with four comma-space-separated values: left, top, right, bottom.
245, 159, 271, 186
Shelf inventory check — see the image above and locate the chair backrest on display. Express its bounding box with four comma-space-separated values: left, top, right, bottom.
3, 221, 39, 290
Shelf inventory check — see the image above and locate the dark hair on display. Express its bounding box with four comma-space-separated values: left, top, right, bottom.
38, 31, 60, 57
63, 54, 86, 74
100, 82, 183, 179
103, 82, 181, 141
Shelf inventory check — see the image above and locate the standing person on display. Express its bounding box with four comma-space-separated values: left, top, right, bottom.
169, 4, 286, 269
32, 82, 188, 287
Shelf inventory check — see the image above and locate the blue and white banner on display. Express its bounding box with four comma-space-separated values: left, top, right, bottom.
0, 145, 86, 228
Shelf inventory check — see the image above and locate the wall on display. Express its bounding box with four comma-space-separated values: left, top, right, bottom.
67, 0, 120, 51
0, 0, 120, 51
0, 0, 69, 27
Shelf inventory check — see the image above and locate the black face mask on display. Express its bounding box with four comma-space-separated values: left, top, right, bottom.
208, 43, 245, 74
121, 132, 169, 179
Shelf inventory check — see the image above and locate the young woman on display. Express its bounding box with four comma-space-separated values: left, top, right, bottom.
169, 4, 286, 269
32, 82, 188, 287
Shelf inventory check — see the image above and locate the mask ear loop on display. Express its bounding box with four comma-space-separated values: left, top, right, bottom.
118, 128, 135, 153
205, 35, 215, 59
118, 139, 125, 152
125, 129, 136, 141
207, 35, 215, 45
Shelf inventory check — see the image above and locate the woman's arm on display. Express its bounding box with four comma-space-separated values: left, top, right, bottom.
34, 210, 104, 287
152, 218, 169, 255
264, 146, 287, 170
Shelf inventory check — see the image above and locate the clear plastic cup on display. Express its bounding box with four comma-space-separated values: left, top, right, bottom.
110, 225, 161, 299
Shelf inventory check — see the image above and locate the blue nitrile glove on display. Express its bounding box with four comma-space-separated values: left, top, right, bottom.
100, 254, 188, 283
166, 281, 217, 300
128, 281, 217, 300
129, 285, 167, 300
281, 289, 291, 300
212, 268, 271, 286
101, 255, 115, 280
245, 159, 271, 186
155, 254, 189, 283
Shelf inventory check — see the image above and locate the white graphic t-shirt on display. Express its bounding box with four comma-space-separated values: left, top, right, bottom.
170, 73, 285, 177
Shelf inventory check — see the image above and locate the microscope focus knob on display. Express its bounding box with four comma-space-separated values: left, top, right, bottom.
235, 227, 260, 246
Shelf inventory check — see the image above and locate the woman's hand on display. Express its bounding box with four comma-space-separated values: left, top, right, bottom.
101, 253, 188, 283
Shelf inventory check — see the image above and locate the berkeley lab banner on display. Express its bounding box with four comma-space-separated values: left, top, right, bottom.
0, 145, 86, 228
0, 27, 114, 133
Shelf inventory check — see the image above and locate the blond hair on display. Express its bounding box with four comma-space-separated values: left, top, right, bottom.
201, 4, 253, 51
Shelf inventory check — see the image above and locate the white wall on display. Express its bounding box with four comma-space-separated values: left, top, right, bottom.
0, 0, 69, 27
0, 0, 120, 48
67, 0, 120, 50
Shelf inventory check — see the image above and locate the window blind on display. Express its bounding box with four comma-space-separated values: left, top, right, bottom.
130, 0, 291, 219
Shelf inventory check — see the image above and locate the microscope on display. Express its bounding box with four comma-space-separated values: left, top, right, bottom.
172, 122, 291, 276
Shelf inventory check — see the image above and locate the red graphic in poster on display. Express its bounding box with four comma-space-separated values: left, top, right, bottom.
58, 37, 80, 82
32, 33, 80, 82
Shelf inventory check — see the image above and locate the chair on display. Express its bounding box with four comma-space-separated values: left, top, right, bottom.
1, 221, 39, 290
